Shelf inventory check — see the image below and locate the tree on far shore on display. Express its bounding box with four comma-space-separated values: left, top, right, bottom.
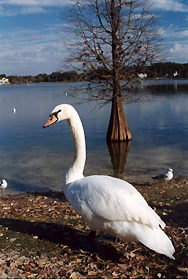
66, 0, 160, 142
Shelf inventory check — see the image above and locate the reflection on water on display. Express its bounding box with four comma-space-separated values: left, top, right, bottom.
107, 141, 131, 179
0, 81, 187, 193
145, 83, 188, 94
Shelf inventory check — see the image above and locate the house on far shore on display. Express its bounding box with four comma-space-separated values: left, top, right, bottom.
138, 73, 147, 79
173, 71, 178, 77
0, 77, 10, 85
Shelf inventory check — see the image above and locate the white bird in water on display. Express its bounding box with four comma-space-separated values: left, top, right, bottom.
152, 168, 173, 181
43, 104, 175, 259
13, 107, 16, 114
0, 179, 8, 191
65, 92, 68, 96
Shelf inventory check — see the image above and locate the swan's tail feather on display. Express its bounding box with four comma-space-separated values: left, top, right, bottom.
134, 225, 175, 259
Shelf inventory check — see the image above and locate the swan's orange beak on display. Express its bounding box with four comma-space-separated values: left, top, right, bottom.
43, 115, 58, 128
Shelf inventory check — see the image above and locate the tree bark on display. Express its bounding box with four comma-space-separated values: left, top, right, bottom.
106, 0, 131, 142
106, 94, 132, 142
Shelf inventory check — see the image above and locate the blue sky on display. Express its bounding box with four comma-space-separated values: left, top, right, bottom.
0, 0, 188, 75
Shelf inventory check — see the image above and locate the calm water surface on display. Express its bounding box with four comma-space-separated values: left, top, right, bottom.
0, 80, 187, 193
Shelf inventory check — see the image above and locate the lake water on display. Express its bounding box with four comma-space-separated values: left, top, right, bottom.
0, 80, 187, 193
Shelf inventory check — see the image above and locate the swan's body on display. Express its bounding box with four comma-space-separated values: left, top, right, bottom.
43, 104, 175, 259
153, 168, 173, 181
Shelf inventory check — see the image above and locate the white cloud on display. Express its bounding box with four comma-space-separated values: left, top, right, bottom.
170, 42, 184, 53
19, 6, 46, 14
151, 0, 188, 12
158, 25, 188, 62
179, 30, 188, 36
0, 25, 72, 75
0, 0, 74, 16
0, 0, 73, 7
0, 6, 46, 16
157, 25, 188, 39
169, 42, 188, 62
157, 27, 166, 36
3, 0, 188, 11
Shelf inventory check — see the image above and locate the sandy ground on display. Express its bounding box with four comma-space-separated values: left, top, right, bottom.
0, 176, 187, 278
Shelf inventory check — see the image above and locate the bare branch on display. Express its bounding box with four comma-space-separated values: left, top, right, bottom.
65, 0, 160, 103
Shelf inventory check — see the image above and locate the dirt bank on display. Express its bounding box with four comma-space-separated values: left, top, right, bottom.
0, 176, 187, 278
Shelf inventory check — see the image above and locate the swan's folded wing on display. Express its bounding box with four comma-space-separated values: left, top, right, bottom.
75, 175, 165, 229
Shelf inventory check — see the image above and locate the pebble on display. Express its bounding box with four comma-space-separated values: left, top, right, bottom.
10, 238, 17, 242
33, 236, 38, 239
0, 272, 8, 279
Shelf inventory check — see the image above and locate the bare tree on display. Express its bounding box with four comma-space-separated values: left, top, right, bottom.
66, 0, 160, 142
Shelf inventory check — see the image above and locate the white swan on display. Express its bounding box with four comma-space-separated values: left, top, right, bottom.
43, 104, 175, 259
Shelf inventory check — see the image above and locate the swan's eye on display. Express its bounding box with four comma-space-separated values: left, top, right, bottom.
50, 110, 61, 120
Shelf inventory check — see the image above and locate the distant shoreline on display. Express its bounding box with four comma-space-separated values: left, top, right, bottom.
1, 77, 188, 86
1, 61, 188, 84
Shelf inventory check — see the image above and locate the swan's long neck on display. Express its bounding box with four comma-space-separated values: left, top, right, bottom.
65, 110, 86, 184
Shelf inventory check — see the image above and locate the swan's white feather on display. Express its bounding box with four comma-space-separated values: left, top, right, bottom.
65, 175, 165, 229
64, 175, 174, 259
44, 104, 175, 259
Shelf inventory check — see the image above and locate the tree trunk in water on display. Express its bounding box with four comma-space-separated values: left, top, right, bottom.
108, 0, 131, 142
107, 95, 132, 142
